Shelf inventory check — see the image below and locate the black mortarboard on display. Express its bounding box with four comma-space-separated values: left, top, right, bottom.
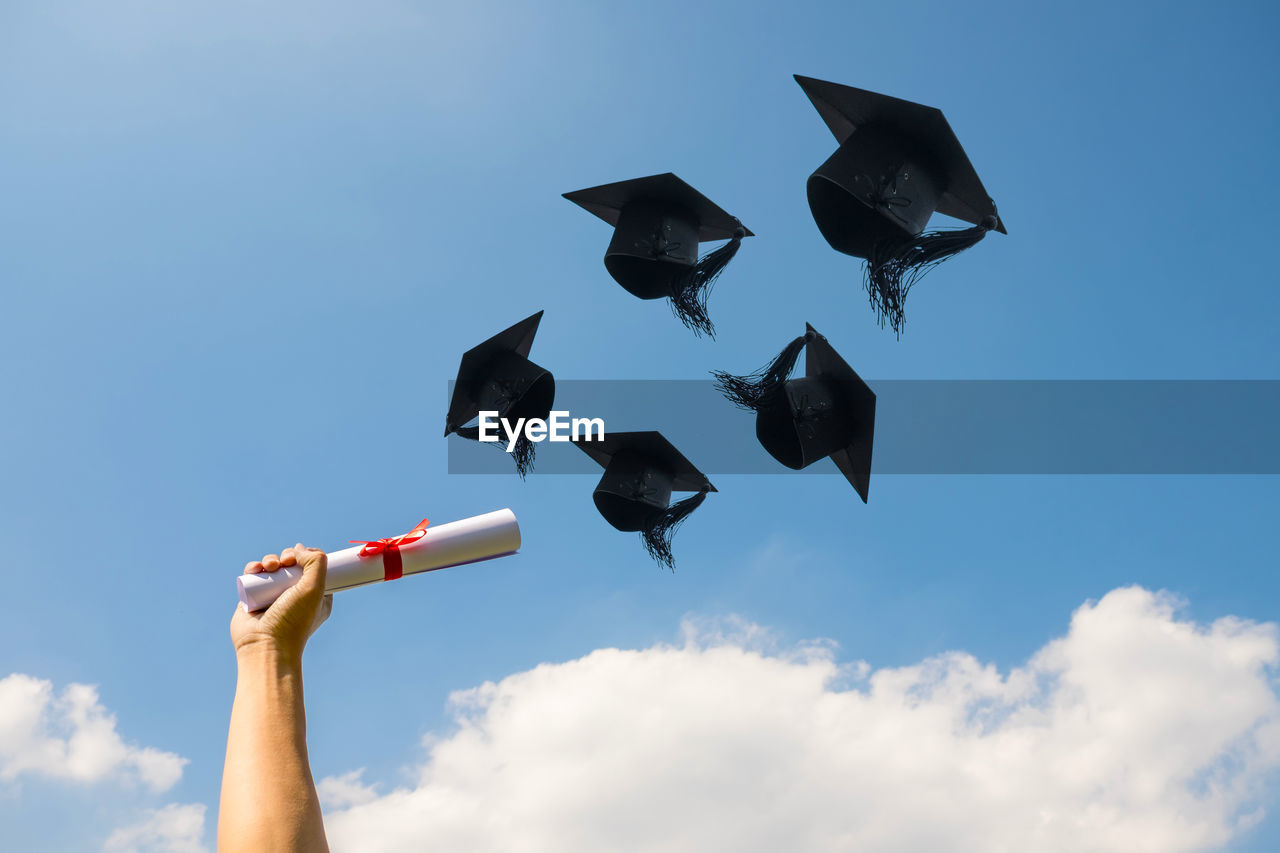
713, 323, 875, 501
795, 74, 1006, 336
445, 310, 555, 478
563, 172, 753, 338
573, 429, 716, 569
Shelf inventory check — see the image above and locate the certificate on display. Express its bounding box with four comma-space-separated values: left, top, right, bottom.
237, 508, 521, 612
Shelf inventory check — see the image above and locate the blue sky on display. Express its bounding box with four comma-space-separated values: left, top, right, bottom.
2, 1, 1278, 850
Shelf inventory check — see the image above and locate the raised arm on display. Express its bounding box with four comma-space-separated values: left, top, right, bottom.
219, 543, 333, 853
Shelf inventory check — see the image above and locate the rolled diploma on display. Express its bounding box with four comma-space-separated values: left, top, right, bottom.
236, 508, 520, 612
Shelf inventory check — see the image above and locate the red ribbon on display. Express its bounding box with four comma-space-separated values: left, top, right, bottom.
350, 519, 429, 581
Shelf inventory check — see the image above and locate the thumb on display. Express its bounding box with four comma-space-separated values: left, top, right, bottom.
292, 542, 328, 594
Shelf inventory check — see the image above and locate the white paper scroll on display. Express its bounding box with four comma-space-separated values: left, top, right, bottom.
237, 508, 521, 612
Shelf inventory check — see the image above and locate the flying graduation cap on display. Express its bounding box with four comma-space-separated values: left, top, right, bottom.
713, 324, 876, 501
795, 75, 1006, 336
563, 173, 752, 338
445, 310, 555, 479
573, 430, 715, 570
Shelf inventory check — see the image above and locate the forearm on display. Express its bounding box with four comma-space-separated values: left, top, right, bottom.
219, 647, 329, 852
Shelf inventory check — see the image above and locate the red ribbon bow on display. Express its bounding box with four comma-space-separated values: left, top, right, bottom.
350, 519, 430, 581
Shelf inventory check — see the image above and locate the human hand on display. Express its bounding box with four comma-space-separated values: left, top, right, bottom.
230, 543, 333, 664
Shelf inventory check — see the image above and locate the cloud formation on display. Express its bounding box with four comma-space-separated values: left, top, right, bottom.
0, 674, 186, 791
104, 803, 208, 853
318, 769, 380, 811
323, 587, 1280, 853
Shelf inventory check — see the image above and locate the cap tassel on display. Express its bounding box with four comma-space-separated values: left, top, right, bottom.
641, 488, 709, 571
866, 215, 998, 336
510, 433, 536, 480
450, 424, 537, 480
669, 222, 747, 339
711, 329, 814, 411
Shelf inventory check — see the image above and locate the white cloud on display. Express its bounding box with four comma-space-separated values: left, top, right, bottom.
318, 769, 379, 811
323, 587, 1280, 853
104, 803, 207, 853
0, 674, 186, 791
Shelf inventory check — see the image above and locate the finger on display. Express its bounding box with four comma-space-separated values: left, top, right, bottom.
294, 543, 326, 579
244, 561, 265, 575
280, 547, 297, 567
293, 542, 328, 595
261, 554, 280, 572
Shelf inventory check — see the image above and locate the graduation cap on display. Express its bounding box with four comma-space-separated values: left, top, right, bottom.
795, 74, 1006, 336
445, 310, 555, 478
573, 430, 716, 570
713, 323, 875, 501
563, 172, 752, 338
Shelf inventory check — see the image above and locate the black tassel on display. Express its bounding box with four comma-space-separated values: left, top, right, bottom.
668, 222, 747, 339
451, 424, 537, 479
510, 433, 536, 480
711, 329, 814, 412
641, 488, 709, 571
865, 215, 998, 337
